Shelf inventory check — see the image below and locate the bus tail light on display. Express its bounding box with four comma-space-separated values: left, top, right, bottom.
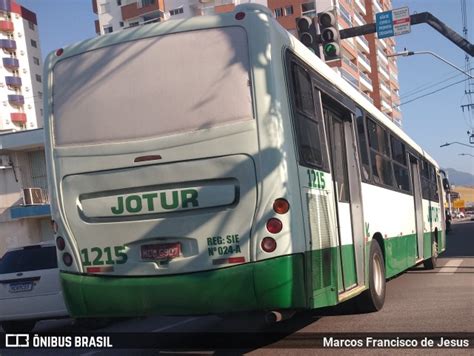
235, 12, 246, 20
56, 48, 64, 56
266, 218, 282, 234
261, 237, 277, 252
56, 236, 66, 251
273, 198, 290, 214
62, 252, 73, 266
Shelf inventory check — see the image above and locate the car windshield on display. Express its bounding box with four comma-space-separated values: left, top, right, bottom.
0, 246, 57, 274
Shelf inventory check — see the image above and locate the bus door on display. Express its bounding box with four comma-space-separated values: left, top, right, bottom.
409, 155, 424, 260
323, 105, 365, 293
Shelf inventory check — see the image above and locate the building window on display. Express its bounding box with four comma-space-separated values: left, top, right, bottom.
129, 21, 139, 27
116, 0, 122, 5
35, 74, 41, 83
30, 39, 37, 48
170, 7, 184, 16
301, 2, 316, 17
119, 21, 124, 27
141, 0, 155, 6
38, 91, 43, 99
33, 56, 40, 65
40, 108, 43, 117
274, 8, 283, 18
284, 6, 294, 16
28, 21, 35, 31
103, 26, 113, 33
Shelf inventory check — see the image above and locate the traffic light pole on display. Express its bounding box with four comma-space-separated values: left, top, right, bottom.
338, 12, 474, 57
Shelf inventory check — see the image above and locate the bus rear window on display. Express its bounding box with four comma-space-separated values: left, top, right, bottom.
52, 27, 253, 146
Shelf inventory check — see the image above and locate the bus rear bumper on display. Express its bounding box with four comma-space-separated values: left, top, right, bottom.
60, 254, 306, 318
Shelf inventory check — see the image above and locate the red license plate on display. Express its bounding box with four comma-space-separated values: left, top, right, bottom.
141, 243, 181, 260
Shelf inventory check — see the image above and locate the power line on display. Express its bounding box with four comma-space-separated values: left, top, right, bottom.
396, 77, 468, 107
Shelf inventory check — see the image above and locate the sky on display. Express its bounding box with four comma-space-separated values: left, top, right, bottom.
16, 0, 474, 176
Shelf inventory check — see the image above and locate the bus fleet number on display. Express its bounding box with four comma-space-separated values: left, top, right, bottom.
80, 246, 128, 267
307, 169, 326, 189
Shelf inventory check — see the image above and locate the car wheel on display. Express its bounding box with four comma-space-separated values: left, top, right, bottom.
1, 320, 36, 333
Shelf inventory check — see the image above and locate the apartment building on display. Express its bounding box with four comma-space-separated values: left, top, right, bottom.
0, 0, 43, 132
269, 0, 402, 125
92, 0, 401, 125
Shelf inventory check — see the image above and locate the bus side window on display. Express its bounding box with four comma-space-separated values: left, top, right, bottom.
290, 62, 326, 169
355, 107, 370, 181
430, 166, 439, 201
366, 118, 394, 187
390, 135, 411, 192
421, 160, 431, 200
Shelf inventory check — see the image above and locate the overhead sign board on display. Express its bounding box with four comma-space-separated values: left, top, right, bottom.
376, 7, 410, 39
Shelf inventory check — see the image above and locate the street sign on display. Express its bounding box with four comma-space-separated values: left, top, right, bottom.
376, 7, 410, 39
376, 11, 394, 39
453, 200, 465, 209
392, 7, 410, 36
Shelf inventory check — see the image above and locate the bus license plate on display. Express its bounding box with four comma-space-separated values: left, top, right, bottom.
141, 243, 181, 261
9, 282, 33, 293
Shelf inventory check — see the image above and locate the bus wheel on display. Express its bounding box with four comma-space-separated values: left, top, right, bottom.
423, 235, 438, 270
357, 241, 385, 312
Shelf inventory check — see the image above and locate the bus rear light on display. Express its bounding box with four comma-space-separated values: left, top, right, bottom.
56, 236, 66, 251
266, 218, 282, 234
51, 220, 58, 234
235, 12, 246, 20
261, 237, 277, 252
62, 252, 73, 267
56, 48, 64, 56
273, 198, 290, 214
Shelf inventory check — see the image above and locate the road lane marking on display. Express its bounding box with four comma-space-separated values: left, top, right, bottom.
438, 259, 464, 275
152, 317, 199, 332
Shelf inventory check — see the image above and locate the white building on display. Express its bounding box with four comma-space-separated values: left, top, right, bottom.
0, 0, 43, 132
0, 129, 52, 256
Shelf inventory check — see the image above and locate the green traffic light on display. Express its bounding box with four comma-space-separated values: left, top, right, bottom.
324, 43, 339, 58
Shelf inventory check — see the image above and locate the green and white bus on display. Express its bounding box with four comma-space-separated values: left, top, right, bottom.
44, 4, 447, 319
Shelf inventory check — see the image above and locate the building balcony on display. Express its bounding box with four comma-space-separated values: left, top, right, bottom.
377, 49, 388, 65
3, 57, 18, 69
0, 0, 11, 12
358, 53, 371, 72
342, 56, 359, 74
355, 35, 370, 53
359, 72, 373, 92
11, 112, 26, 123
5, 75, 21, 88
121, 0, 164, 21
8, 94, 24, 106
380, 82, 391, 97
381, 99, 392, 112
0, 20, 13, 32
373, 0, 383, 14
378, 65, 389, 81
340, 68, 359, 90
354, 12, 365, 26
355, 0, 366, 16
0, 39, 16, 52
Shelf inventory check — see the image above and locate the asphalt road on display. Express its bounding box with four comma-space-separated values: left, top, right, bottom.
2, 220, 473, 355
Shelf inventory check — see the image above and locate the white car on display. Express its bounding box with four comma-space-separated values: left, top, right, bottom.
0, 241, 69, 332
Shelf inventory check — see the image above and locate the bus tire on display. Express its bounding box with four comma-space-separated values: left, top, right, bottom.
423, 234, 438, 270
357, 241, 385, 312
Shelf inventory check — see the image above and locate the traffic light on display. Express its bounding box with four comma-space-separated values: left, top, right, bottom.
296, 16, 320, 56
318, 10, 340, 61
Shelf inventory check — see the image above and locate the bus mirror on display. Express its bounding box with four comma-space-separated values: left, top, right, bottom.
442, 178, 450, 191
